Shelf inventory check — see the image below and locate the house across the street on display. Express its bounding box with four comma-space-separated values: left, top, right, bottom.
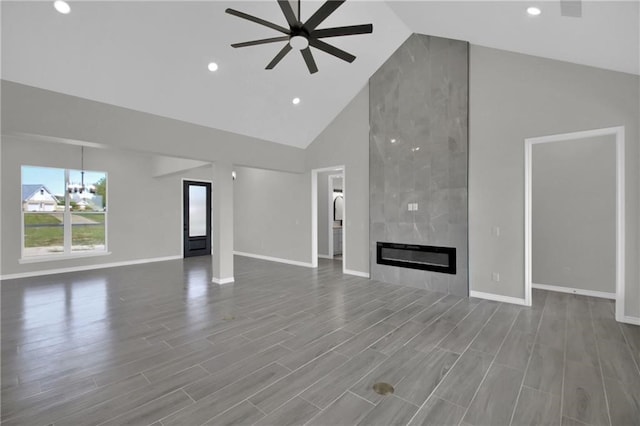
22, 184, 59, 212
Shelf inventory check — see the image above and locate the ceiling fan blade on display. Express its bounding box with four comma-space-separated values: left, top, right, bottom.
278, 0, 298, 27
232, 36, 290, 48
309, 38, 355, 63
266, 43, 293, 69
304, 0, 346, 31
226, 8, 290, 34
301, 47, 318, 74
311, 24, 373, 39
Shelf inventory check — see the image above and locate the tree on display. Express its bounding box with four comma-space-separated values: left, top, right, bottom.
94, 177, 107, 208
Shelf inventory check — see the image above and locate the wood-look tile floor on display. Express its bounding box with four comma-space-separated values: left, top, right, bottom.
1, 256, 639, 426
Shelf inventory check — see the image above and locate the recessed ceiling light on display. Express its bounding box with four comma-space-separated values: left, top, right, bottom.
207, 62, 218, 72
527, 6, 542, 16
292, 97, 301, 105
390, 139, 397, 144
54, 0, 71, 14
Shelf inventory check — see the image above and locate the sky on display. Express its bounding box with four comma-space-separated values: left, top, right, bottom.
22, 166, 106, 196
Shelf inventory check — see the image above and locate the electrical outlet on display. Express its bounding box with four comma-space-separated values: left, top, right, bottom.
492, 272, 500, 282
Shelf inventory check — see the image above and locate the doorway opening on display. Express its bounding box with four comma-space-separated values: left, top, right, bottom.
182, 179, 212, 258
329, 173, 344, 261
524, 126, 627, 322
311, 166, 345, 271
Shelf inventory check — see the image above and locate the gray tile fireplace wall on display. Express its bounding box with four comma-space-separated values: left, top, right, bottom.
369, 33, 469, 296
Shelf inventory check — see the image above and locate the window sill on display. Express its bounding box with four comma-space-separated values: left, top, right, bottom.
19, 251, 112, 264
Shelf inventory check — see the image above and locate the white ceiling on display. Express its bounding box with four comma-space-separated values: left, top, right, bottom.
2, 1, 638, 149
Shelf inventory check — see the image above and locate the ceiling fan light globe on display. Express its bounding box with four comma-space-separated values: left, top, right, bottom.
289, 35, 309, 50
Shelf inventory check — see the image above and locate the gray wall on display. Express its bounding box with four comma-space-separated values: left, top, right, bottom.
306, 86, 370, 275
469, 45, 639, 317
369, 34, 469, 296
1, 80, 305, 173
233, 166, 311, 264
1, 136, 214, 276
532, 135, 616, 293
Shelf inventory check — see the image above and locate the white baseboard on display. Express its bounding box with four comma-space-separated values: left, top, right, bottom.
344, 269, 370, 278
317, 254, 332, 260
0, 255, 183, 281
621, 315, 640, 326
470, 290, 528, 306
212, 277, 235, 285
233, 251, 314, 268
532, 283, 615, 300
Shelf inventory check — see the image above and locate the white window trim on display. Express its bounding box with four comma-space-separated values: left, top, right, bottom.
20, 165, 109, 262
19, 251, 112, 264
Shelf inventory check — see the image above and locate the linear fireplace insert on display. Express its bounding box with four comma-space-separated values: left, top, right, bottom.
376, 242, 456, 274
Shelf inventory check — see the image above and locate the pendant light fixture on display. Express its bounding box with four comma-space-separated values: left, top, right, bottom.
67, 146, 96, 195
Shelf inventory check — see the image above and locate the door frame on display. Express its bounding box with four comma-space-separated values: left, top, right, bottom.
311, 166, 345, 271
328, 173, 343, 258
524, 126, 626, 321
181, 178, 213, 258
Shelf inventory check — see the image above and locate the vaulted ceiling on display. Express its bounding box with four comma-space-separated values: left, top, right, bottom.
2, 1, 638, 149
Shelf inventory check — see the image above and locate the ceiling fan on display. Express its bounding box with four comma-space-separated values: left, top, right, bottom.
225, 0, 373, 74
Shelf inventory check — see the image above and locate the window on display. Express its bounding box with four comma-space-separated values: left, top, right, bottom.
21, 165, 107, 259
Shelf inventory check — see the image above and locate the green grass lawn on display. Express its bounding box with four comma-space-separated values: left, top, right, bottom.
73, 212, 106, 223
71, 225, 105, 246
24, 211, 105, 247
24, 226, 64, 248
23, 213, 61, 225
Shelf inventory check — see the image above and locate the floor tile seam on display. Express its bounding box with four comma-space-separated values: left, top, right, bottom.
194, 353, 293, 396
141, 361, 210, 387
302, 349, 389, 409
200, 341, 294, 375
95, 387, 189, 426
200, 335, 289, 370
12, 370, 151, 425
182, 387, 197, 404
343, 310, 397, 334
440, 300, 505, 355
297, 394, 324, 410
247, 399, 268, 415
561, 299, 600, 421
587, 301, 613, 426
402, 299, 465, 348
509, 296, 558, 426
0, 374, 108, 424
403, 343, 476, 426
427, 298, 466, 326
191, 397, 268, 426
256, 356, 352, 415
139, 348, 217, 377
12, 341, 161, 378
455, 301, 523, 426
332, 326, 397, 358
431, 392, 469, 411
612, 323, 640, 378
386, 392, 421, 409
156, 360, 293, 425
0, 380, 44, 405
520, 383, 560, 398
563, 414, 593, 425
398, 306, 503, 423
